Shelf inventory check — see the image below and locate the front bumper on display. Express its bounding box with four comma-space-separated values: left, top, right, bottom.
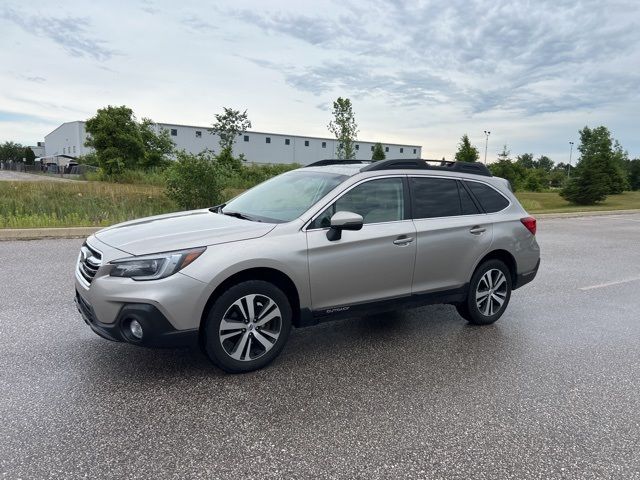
75, 290, 198, 348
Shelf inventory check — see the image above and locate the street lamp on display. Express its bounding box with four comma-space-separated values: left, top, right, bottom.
567, 141, 574, 178
483, 130, 491, 165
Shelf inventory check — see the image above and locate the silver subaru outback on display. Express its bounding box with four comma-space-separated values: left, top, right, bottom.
75, 159, 540, 373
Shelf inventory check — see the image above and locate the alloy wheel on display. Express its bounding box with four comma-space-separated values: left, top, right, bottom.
218, 294, 282, 361
475, 269, 508, 317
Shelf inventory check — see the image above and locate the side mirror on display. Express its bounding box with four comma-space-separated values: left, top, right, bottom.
327, 211, 363, 241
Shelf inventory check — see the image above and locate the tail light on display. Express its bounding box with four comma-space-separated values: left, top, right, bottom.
520, 217, 537, 235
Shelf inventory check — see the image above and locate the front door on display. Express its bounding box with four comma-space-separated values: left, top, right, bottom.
306, 177, 416, 312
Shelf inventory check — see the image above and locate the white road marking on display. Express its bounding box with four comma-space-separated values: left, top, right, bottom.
579, 276, 640, 291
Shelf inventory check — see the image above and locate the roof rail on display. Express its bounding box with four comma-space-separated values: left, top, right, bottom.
305, 159, 372, 167
361, 159, 492, 177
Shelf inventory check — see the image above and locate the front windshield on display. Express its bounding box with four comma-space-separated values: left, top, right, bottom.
223, 171, 346, 223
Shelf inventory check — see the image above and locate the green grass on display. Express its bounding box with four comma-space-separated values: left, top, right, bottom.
516, 191, 640, 214
82, 168, 168, 187
1, 181, 639, 229
0, 181, 178, 228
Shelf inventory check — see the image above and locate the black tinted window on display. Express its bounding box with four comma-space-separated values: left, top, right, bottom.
311, 178, 405, 228
410, 177, 461, 218
459, 182, 480, 215
466, 181, 509, 213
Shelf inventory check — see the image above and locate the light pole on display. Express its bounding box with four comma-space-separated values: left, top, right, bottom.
483, 130, 491, 165
567, 141, 574, 178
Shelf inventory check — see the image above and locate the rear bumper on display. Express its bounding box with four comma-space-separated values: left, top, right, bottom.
514, 258, 540, 290
75, 291, 198, 348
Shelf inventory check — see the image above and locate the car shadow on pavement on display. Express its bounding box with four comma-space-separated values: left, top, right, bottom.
74, 303, 524, 388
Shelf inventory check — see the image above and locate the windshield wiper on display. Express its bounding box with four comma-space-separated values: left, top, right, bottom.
220, 210, 262, 222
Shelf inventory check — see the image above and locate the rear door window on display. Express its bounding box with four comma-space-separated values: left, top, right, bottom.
410, 177, 461, 218
465, 181, 510, 213
458, 182, 481, 215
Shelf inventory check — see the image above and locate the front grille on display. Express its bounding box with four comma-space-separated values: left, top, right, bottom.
76, 291, 96, 323
77, 242, 102, 285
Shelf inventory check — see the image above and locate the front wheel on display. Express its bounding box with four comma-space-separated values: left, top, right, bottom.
203, 280, 292, 373
458, 260, 512, 325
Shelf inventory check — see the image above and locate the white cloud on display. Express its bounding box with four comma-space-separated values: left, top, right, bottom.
0, 0, 639, 161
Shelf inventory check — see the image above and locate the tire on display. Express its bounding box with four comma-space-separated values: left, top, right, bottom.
203, 280, 292, 373
459, 259, 512, 325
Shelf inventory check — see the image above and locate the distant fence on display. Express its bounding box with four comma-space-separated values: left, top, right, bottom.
0, 161, 98, 177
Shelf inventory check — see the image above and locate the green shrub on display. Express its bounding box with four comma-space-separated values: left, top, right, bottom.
523, 169, 548, 192
560, 169, 609, 205
83, 167, 167, 186
165, 151, 235, 209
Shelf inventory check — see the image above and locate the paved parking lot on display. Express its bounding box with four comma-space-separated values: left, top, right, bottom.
0, 170, 78, 182
1, 214, 639, 479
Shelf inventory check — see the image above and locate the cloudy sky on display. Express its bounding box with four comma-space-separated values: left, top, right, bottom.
1, 0, 639, 162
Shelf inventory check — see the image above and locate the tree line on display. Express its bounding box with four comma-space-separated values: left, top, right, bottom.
4, 99, 638, 208
453, 129, 640, 204
0, 142, 37, 164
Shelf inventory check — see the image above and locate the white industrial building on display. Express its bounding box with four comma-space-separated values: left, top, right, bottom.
44, 121, 422, 165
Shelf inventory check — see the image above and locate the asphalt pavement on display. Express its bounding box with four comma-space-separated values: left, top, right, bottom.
0, 170, 79, 182
1, 214, 639, 479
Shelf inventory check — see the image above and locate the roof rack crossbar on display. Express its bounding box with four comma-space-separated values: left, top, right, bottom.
305, 159, 372, 167
360, 159, 492, 177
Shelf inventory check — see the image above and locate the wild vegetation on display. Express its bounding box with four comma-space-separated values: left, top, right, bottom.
0, 141, 36, 164
0, 181, 176, 228
454, 126, 638, 205
2, 103, 640, 229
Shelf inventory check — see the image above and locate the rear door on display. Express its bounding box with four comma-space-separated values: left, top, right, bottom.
410, 176, 493, 293
306, 177, 416, 311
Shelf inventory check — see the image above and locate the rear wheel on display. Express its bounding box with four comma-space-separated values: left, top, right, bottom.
458, 259, 512, 325
203, 280, 292, 373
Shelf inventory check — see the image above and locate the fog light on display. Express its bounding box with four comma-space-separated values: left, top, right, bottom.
129, 319, 143, 339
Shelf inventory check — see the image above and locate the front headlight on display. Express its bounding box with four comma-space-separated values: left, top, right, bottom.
109, 247, 206, 281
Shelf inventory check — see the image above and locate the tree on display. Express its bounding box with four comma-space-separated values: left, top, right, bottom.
560, 125, 629, 204
165, 150, 235, 210
610, 140, 630, 193
215, 146, 243, 172
454, 134, 479, 162
209, 107, 251, 154
523, 169, 548, 192
139, 118, 174, 169
0, 141, 24, 163
85, 105, 145, 175
561, 168, 609, 205
628, 159, 640, 191
516, 153, 535, 169
488, 158, 527, 191
548, 170, 567, 188
371, 142, 385, 161
572, 126, 628, 196
23, 147, 36, 165
536, 155, 554, 172
327, 97, 358, 160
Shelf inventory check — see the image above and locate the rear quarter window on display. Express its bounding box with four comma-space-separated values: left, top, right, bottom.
465, 181, 510, 213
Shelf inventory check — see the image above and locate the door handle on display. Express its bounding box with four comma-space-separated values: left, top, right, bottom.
393, 235, 414, 246
469, 226, 486, 235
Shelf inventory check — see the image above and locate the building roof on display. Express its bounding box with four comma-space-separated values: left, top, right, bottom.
45, 120, 422, 149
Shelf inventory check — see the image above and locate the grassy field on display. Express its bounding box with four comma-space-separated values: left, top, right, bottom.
0, 181, 177, 228
516, 191, 640, 214
1, 180, 639, 229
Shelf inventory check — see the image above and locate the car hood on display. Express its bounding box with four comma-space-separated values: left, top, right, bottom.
95, 209, 276, 255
